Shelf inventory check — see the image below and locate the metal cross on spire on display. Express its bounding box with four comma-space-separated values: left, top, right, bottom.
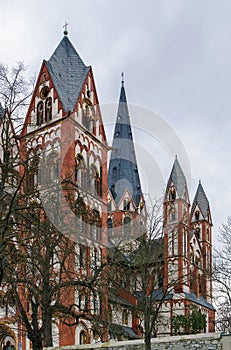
63, 22, 69, 35
121, 72, 124, 87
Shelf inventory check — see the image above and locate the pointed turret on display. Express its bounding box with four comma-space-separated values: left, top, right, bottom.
108, 76, 142, 207
46, 36, 90, 112
165, 157, 187, 199
164, 157, 190, 293
191, 182, 211, 221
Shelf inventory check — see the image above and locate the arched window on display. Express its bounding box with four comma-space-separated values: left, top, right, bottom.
82, 99, 95, 132
45, 97, 52, 122
123, 199, 130, 211
183, 229, 187, 255
75, 154, 81, 183
170, 207, 176, 221
90, 209, 101, 241
171, 230, 175, 255
196, 227, 200, 239
195, 250, 201, 268
47, 152, 59, 182
75, 196, 87, 233
169, 187, 176, 201
195, 211, 200, 221
75, 154, 87, 188
79, 244, 87, 269
79, 330, 87, 345
90, 165, 101, 196
26, 153, 39, 193
122, 310, 128, 325
107, 218, 113, 238
36, 101, 43, 125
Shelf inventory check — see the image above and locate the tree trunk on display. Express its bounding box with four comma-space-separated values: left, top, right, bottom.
42, 306, 53, 348
29, 333, 43, 350
144, 301, 152, 350
145, 334, 151, 350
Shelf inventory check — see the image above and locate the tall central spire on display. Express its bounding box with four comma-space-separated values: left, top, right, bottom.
108, 75, 142, 206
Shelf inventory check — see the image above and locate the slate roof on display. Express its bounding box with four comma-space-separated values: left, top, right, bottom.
184, 292, 215, 311
46, 35, 90, 112
191, 182, 210, 220
129, 238, 164, 268
135, 289, 173, 303
108, 288, 135, 308
109, 323, 140, 339
166, 157, 187, 198
108, 80, 142, 206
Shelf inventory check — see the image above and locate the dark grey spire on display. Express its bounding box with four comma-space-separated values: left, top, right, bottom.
46, 36, 90, 112
108, 76, 142, 206
166, 157, 187, 198
191, 182, 210, 220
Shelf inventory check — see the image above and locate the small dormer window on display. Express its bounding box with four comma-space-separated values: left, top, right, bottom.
123, 199, 130, 211
112, 166, 117, 174
195, 211, 200, 221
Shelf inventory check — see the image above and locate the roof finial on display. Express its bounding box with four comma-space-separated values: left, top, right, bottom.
121, 72, 124, 87
199, 179, 201, 184
63, 22, 69, 36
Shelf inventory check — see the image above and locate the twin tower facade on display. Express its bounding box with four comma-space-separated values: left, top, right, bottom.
4, 34, 215, 347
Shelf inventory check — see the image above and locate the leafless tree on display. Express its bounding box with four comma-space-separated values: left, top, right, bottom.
108, 199, 185, 350
0, 62, 32, 284
0, 63, 107, 350
3, 183, 108, 350
213, 217, 231, 333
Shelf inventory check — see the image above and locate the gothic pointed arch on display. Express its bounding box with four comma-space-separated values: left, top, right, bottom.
46, 151, 59, 182
75, 153, 88, 189
45, 97, 52, 122
89, 209, 101, 241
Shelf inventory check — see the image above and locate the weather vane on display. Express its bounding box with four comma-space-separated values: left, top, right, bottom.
63, 22, 69, 35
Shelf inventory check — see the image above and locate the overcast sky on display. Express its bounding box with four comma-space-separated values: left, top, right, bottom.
1, 0, 231, 243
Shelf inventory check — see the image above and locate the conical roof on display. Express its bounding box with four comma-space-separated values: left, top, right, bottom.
191, 182, 210, 220
46, 35, 90, 112
108, 78, 142, 206
166, 157, 187, 198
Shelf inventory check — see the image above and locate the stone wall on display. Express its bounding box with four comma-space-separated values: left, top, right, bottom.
47, 333, 231, 350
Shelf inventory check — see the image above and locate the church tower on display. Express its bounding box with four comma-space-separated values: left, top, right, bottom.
163, 157, 191, 293
190, 182, 213, 303
20, 32, 109, 346
108, 75, 145, 245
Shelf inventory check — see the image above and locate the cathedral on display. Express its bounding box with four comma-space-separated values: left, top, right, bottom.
0, 32, 215, 349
